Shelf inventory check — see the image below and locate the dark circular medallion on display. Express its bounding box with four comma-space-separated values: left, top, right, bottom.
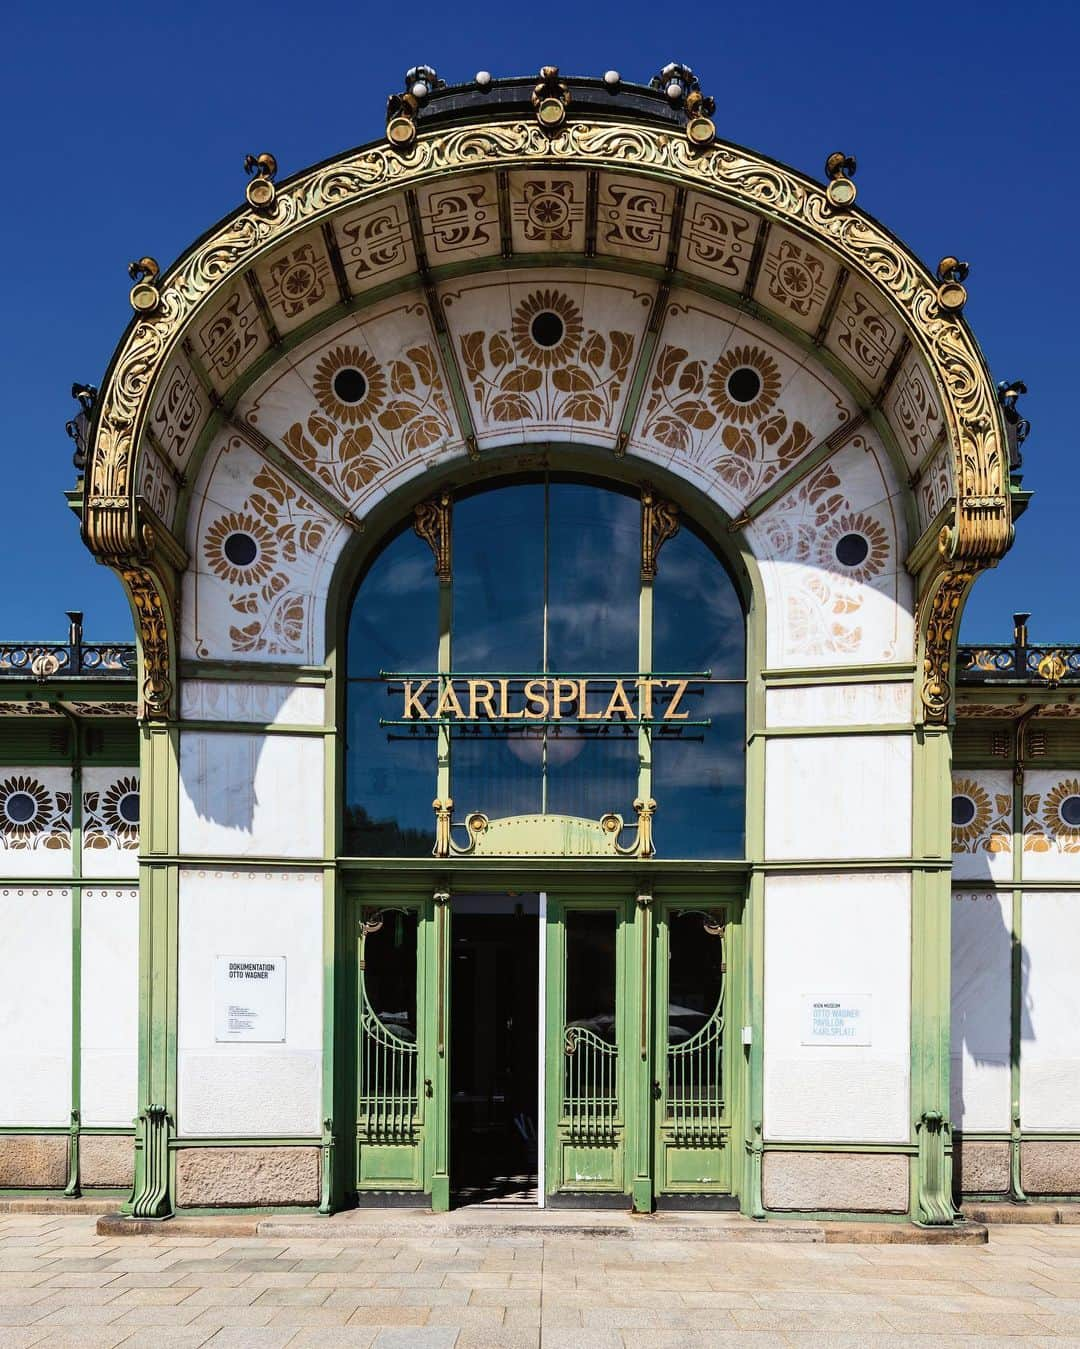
530, 311, 565, 348
223, 532, 258, 567
5, 791, 37, 825
726, 367, 762, 404
118, 792, 140, 827
332, 367, 369, 404
952, 795, 977, 828
1061, 795, 1080, 829
835, 532, 870, 568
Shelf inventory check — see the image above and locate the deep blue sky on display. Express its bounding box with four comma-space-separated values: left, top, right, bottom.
1, 0, 1074, 645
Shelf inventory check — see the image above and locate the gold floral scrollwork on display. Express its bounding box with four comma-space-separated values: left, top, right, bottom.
601, 797, 657, 857
431, 799, 489, 857
641, 484, 680, 580
1037, 652, 1068, 687
919, 568, 975, 725
119, 566, 174, 719
414, 491, 452, 580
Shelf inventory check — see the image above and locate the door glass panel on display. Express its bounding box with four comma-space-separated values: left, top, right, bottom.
666, 910, 725, 1141
565, 909, 617, 1044
358, 908, 419, 1145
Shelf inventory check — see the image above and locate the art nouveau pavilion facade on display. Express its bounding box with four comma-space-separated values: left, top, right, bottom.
1, 68, 1074, 1223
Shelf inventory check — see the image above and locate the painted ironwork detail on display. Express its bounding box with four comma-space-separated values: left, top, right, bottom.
958, 643, 1080, 686
666, 915, 726, 1147
431, 799, 656, 857
915, 1109, 955, 1226
563, 1024, 619, 1145
0, 642, 136, 677
640, 484, 680, 580
357, 911, 419, 1144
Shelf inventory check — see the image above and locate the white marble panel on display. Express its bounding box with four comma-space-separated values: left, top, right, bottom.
180, 680, 325, 727
1022, 770, 1080, 882
0, 767, 73, 878
177, 868, 323, 1136
178, 733, 324, 859
765, 734, 912, 860
766, 682, 912, 729
0, 885, 71, 1124
951, 891, 1011, 1132
82, 768, 139, 880
764, 872, 911, 1141
1021, 892, 1080, 1130
951, 769, 1013, 884
81, 887, 139, 1126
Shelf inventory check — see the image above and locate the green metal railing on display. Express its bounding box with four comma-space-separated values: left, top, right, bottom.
563, 1024, 619, 1144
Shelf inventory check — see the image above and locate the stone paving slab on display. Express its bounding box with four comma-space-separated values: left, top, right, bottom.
0, 1214, 1076, 1344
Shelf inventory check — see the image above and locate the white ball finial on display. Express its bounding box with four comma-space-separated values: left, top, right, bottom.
603, 70, 620, 87
475, 70, 492, 88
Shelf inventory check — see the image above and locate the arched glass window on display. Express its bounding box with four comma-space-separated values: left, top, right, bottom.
344, 476, 745, 859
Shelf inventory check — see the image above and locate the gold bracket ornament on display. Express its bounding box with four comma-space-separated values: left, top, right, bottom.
532, 67, 570, 133
641, 484, 680, 580
919, 564, 975, 725
1037, 651, 1068, 687
386, 92, 420, 150
128, 257, 160, 314
684, 90, 717, 151
601, 797, 656, 857
824, 152, 857, 208
414, 491, 452, 580
936, 256, 969, 315
244, 153, 277, 210
120, 564, 174, 719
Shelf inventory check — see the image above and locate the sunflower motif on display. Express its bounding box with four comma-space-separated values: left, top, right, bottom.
510, 290, 584, 368
952, 779, 993, 851
820, 512, 890, 584
706, 345, 782, 424
1045, 779, 1080, 840
312, 346, 386, 424
204, 512, 277, 586
101, 775, 140, 847
0, 775, 51, 845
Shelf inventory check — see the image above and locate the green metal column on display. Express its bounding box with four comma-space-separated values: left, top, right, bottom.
123, 722, 179, 1219
428, 889, 451, 1211
910, 723, 956, 1224
630, 890, 654, 1213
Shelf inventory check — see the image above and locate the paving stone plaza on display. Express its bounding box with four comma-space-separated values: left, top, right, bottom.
3, 1214, 1080, 1346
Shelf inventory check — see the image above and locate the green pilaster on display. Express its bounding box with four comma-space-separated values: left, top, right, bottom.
123, 722, 179, 1219
630, 891, 654, 1213
910, 724, 956, 1224
64, 714, 83, 1197
428, 889, 451, 1211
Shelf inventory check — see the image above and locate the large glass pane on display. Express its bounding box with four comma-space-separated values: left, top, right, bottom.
545, 731, 638, 820
453, 483, 544, 672
652, 526, 745, 858
565, 909, 617, 1044
363, 908, 418, 1042
345, 529, 437, 855
546, 482, 638, 672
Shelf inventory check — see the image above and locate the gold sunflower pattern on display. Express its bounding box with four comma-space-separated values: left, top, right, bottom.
951, 776, 1012, 856
641, 336, 830, 501
202, 462, 330, 657
282, 332, 453, 506
0, 774, 71, 852
83, 774, 140, 852
1024, 777, 1080, 857
759, 459, 898, 660
459, 289, 634, 426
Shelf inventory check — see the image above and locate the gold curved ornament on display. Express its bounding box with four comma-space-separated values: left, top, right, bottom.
84, 115, 1010, 578
1037, 652, 1068, 687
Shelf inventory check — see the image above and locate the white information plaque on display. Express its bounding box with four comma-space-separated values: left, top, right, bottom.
801, 994, 871, 1046
214, 956, 286, 1043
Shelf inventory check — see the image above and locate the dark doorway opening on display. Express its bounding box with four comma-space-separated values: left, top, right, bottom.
450, 894, 539, 1205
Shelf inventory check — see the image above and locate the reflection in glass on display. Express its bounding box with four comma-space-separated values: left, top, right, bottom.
565, 909, 617, 1044
363, 908, 418, 1042
345, 529, 437, 856
652, 524, 745, 858
666, 909, 725, 1118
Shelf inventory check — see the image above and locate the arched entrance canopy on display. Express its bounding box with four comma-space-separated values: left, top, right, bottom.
79, 70, 1011, 720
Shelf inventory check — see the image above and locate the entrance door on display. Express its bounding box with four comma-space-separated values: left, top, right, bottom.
544, 897, 632, 1202
654, 902, 735, 1203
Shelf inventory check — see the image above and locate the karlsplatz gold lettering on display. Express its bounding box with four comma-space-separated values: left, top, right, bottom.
397, 676, 703, 721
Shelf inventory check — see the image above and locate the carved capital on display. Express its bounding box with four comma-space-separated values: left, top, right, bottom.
641, 484, 680, 580
918, 566, 976, 725
414, 492, 453, 581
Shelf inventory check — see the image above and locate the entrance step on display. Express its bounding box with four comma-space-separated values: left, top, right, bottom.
964, 1201, 1080, 1225
97, 1206, 987, 1245
0, 1197, 119, 1216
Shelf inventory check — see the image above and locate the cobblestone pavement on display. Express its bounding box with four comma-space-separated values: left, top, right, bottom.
4, 1215, 1080, 1347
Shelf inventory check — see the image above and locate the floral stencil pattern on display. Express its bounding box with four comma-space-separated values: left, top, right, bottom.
459, 289, 634, 425
951, 776, 1012, 856
1025, 777, 1080, 855
0, 775, 71, 851
202, 463, 329, 656
282, 340, 454, 505
83, 774, 140, 852
642, 339, 827, 501
757, 457, 896, 659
